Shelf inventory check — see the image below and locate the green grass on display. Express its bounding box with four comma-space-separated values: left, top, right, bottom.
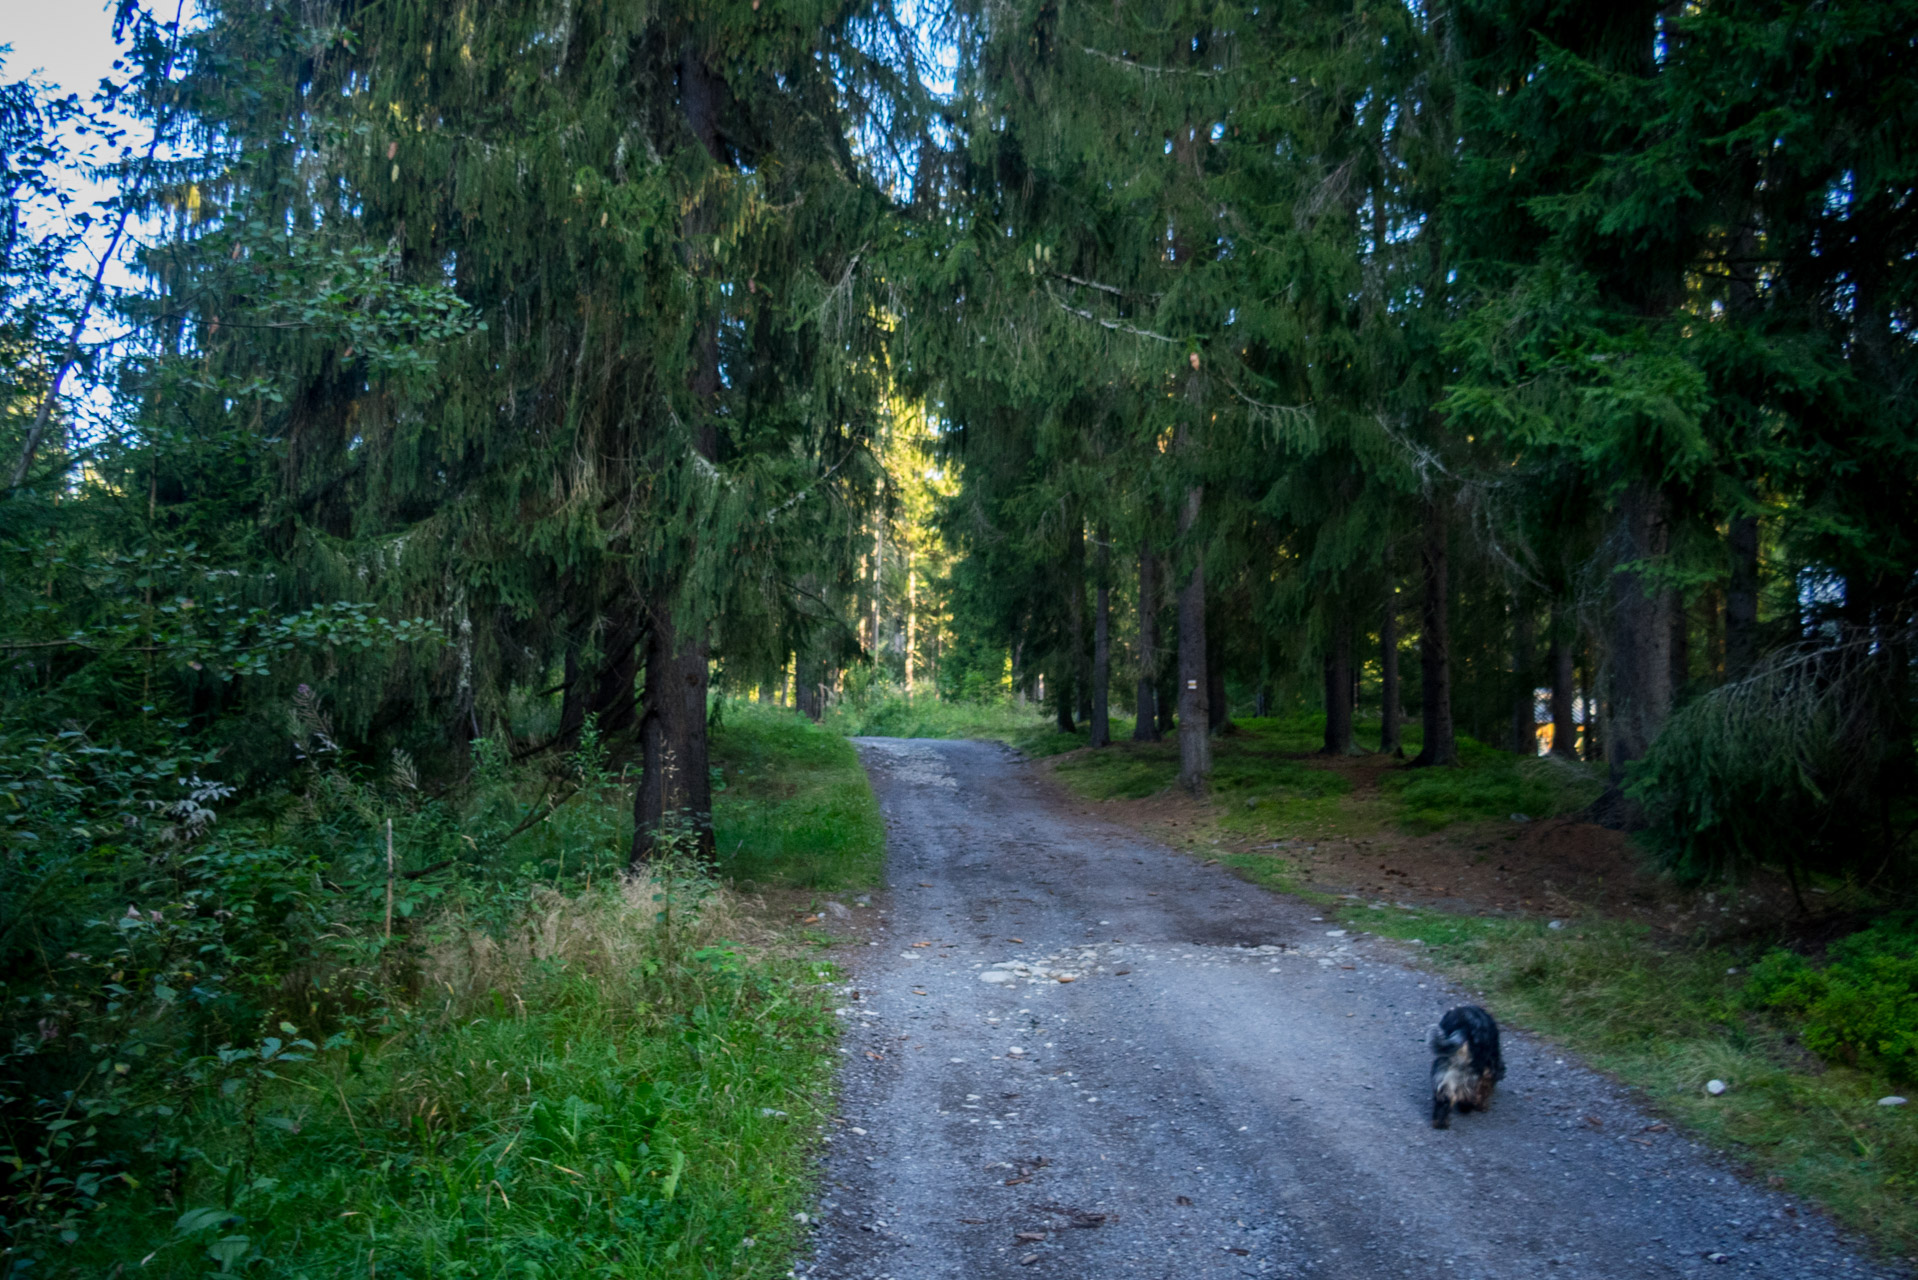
1315, 904, 1918, 1256
714, 704, 887, 889
820, 691, 1054, 742
1378, 741, 1605, 832
78, 881, 843, 1279
52, 709, 883, 1280
1043, 713, 1602, 838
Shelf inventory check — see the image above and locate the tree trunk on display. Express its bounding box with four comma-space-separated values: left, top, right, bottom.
1134, 542, 1160, 741
1410, 495, 1457, 767
1069, 520, 1091, 727
1669, 591, 1691, 703
632, 612, 714, 864
1207, 622, 1229, 733
1380, 578, 1402, 755
558, 642, 585, 745
1605, 480, 1673, 792
1321, 614, 1355, 755
1549, 603, 1579, 759
905, 562, 917, 694
1580, 655, 1601, 763
1725, 513, 1760, 676
1177, 485, 1211, 791
796, 653, 824, 721
1091, 526, 1111, 748
1510, 598, 1536, 756
1158, 667, 1177, 735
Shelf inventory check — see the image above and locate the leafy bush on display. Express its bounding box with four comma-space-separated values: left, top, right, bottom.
0, 699, 875, 1276
1744, 916, 1918, 1080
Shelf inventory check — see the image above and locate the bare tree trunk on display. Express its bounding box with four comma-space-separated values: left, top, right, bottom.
796, 653, 824, 721
1177, 486, 1211, 791
1322, 614, 1356, 754
559, 642, 586, 745
633, 611, 714, 864
1580, 654, 1601, 763
905, 562, 917, 694
1510, 598, 1536, 756
1134, 542, 1160, 741
1725, 513, 1760, 676
1549, 603, 1579, 759
1669, 591, 1691, 702
1411, 495, 1457, 767
1091, 526, 1111, 748
1068, 519, 1090, 727
1605, 480, 1673, 792
869, 523, 883, 656
1207, 621, 1229, 733
1380, 578, 1402, 755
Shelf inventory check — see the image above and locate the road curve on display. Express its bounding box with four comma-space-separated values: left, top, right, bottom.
802, 738, 1899, 1280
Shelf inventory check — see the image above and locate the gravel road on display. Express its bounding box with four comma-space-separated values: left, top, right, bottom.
802, 737, 1901, 1280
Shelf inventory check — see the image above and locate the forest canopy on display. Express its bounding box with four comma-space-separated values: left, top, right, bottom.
1, 0, 1915, 1265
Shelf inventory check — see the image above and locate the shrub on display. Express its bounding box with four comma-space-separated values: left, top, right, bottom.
1743, 916, 1918, 1081
1632, 634, 1915, 883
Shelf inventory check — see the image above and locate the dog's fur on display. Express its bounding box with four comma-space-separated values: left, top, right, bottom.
1428, 1004, 1504, 1129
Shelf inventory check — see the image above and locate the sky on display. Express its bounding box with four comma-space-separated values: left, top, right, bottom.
1, 0, 121, 99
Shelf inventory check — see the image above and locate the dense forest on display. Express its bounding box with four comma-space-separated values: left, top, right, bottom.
2, 0, 1915, 1273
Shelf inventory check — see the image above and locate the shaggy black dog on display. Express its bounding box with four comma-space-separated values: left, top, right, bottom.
1428, 1004, 1505, 1129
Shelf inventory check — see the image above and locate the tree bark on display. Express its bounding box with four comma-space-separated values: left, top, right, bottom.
1134, 542, 1160, 741
1091, 525, 1111, 747
1605, 480, 1673, 790
633, 611, 714, 864
1068, 518, 1090, 727
1177, 485, 1211, 791
1669, 591, 1691, 702
1380, 578, 1403, 755
1549, 603, 1579, 759
1321, 614, 1356, 755
1510, 598, 1537, 756
1410, 495, 1457, 766
1207, 622, 1229, 733
1725, 513, 1760, 676
796, 653, 824, 721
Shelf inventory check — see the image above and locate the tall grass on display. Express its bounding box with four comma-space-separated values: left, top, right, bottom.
11, 707, 881, 1279
75, 870, 842, 1278
713, 703, 886, 888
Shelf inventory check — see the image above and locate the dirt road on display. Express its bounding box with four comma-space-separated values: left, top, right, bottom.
803, 738, 1898, 1280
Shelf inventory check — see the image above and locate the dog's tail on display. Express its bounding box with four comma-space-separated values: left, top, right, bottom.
1428, 1026, 1466, 1056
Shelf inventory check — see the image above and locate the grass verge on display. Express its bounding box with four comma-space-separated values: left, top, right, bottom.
1215, 858, 1918, 1258
47, 710, 881, 1279
715, 703, 887, 889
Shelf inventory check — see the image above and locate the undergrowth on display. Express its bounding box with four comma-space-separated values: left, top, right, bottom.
2, 701, 880, 1278
1044, 713, 1600, 837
